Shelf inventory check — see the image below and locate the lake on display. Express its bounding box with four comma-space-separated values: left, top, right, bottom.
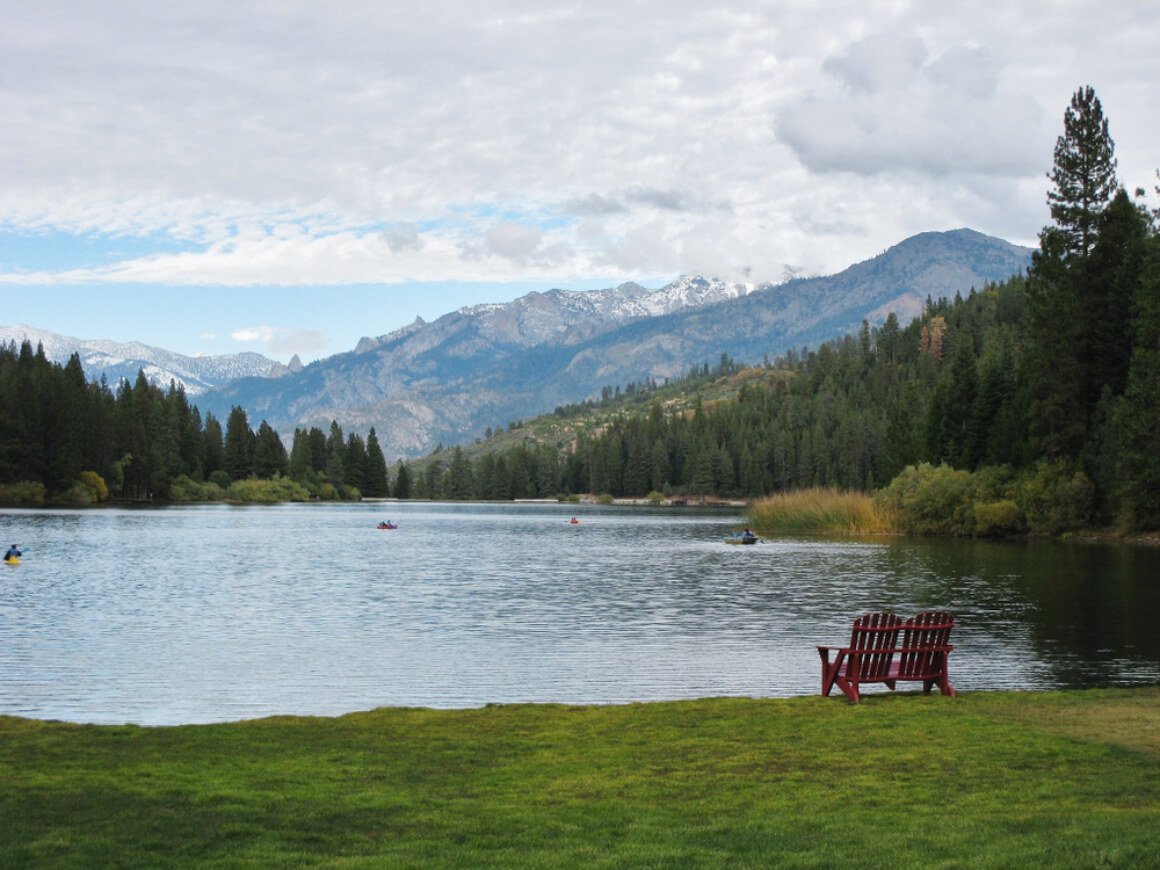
2, 502, 1158, 725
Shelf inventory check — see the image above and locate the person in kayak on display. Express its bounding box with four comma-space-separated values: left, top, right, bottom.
5, 545, 21, 560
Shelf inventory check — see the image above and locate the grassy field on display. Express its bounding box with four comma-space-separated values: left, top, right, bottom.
2, 688, 1159, 867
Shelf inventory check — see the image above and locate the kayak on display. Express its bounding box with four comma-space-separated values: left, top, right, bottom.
724, 535, 758, 545
3, 556, 19, 565
376, 522, 398, 530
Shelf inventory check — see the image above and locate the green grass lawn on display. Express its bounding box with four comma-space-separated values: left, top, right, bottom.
3, 688, 1159, 867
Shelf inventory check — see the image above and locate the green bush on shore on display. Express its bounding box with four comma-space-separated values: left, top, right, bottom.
168, 474, 227, 503
0, 481, 46, 505
748, 462, 1100, 538
875, 461, 1096, 537
225, 475, 315, 504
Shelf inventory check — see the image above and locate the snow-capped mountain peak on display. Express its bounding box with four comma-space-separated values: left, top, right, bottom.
0, 324, 286, 395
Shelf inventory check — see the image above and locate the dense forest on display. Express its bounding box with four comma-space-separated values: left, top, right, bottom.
0, 355, 391, 505
2, 86, 1158, 531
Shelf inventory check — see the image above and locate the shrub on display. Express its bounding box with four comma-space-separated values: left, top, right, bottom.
973, 499, 1024, 537
169, 475, 226, 503
79, 471, 110, 503
225, 476, 313, 504
57, 482, 95, 505
209, 470, 232, 489
1016, 460, 1095, 535
876, 463, 974, 536
0, 481, 46, 505
646, 491, 666, 504
967, 464, 1018, 503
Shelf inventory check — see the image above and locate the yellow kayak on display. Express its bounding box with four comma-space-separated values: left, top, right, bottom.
3, 556, 19, 566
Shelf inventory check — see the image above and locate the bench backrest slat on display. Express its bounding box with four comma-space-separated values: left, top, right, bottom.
896, 610, 955, 679
850, 612, 902, 680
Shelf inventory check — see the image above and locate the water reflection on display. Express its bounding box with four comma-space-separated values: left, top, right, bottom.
1, 503, 1157, 725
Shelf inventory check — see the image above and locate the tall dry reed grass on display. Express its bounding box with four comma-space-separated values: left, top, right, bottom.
747, 487, 898, 535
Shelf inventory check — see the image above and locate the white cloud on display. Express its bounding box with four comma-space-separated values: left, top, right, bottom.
1, 1, 1157, 290
231, 326, 279, 343
269, 330, 328, 357
484, 223, 544, 262
777, 33, 1050, 179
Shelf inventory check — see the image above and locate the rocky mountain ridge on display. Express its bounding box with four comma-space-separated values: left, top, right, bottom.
0, 324, 295, 395
199, 228, 1032, 459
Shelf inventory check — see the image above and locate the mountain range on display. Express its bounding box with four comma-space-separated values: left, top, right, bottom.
6, 228, 1032, 461
0, 325, 298, 394
199, 228, 1032, 459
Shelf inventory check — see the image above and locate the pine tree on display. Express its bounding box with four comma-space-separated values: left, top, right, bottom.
202, 413, 224, 477
344, 433, 367, 491
324, 421, 346, 485
252, 420, 288, 478
362, 428, 389, 497
1023, 228, 1087, 459
1080, 188, 1150, 406
1023, 87, 1118, 462
446, 446, 473, 499
222, 406, 255, 481
1047, 85, 1118, 260
1117, 235, 1160, 527
393, 461, 411, 499
288, 428, 316, 484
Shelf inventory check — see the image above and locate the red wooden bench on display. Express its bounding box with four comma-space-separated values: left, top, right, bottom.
817, 611, 957, 703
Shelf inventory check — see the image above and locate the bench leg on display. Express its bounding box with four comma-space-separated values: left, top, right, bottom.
819, 650, 842, 697
923, 676, 957, 697
840, 678, 861, 703
834, 654, 862, 703
819, 650, 861, 702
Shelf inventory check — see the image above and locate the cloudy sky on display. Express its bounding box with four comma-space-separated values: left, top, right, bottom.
2, 1, 1157, 362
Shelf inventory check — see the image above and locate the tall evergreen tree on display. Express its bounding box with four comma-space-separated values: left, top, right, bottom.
288, 428, 316, 484
1023, 87, 1121, 460
324, 421, 346, 485
1047, 85, 1118, 260
307, 426, 328, 475
446, 446, 474, 499
393, 461, 411, 499
252, 420, 288, 478
362, 428, 389, 497
344, 433, 368, 491
223, 406, 255, 481
1080, 188, 1150, 406
202, 413, 224, 477
1117, 234, 1160, 527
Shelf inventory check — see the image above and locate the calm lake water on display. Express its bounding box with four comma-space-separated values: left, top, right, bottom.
2, 502, 1158, 725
